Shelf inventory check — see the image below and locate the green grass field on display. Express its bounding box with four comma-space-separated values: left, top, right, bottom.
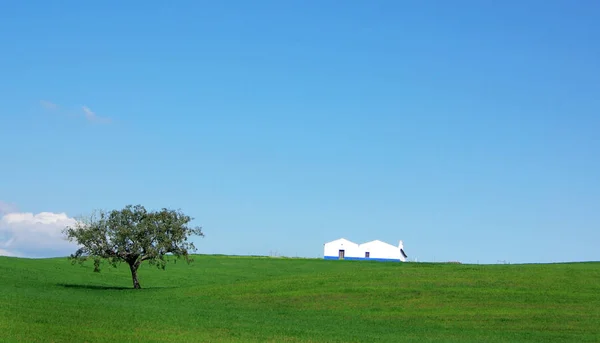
0, 255, 599, 342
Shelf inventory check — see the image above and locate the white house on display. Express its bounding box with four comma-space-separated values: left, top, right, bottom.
323, 238, 407, 262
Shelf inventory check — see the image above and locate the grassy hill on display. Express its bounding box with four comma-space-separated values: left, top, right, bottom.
0, 255, 598, 342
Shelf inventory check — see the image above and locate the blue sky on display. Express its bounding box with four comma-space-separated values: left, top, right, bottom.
1, 1, 599, 263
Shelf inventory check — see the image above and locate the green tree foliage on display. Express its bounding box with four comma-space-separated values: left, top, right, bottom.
63, 204, 204, 289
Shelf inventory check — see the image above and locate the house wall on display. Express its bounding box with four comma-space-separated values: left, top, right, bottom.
359, 240, 402, 261
323, 238, 360, 260
324, 238, 406, 262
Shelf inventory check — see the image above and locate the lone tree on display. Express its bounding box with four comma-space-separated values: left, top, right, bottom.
63, 204, 204, 289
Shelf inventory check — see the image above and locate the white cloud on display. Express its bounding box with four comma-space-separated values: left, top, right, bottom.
0, 201, 18, 215
39, 100, 111, 124
0, 248, 17, 257
82, 106, 111, 124
0, 206, 79, 258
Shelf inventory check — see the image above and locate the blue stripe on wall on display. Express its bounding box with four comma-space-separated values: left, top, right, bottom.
323, 256, 401, 262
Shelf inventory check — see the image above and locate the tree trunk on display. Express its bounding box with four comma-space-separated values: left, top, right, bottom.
129, 263, 141, 289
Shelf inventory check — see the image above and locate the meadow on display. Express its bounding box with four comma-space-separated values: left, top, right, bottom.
0, 255, 598, 342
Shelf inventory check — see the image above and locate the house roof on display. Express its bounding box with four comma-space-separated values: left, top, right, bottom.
325, 238, 399, 248
360, 240, 397, 249
324, 238, 359, 246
